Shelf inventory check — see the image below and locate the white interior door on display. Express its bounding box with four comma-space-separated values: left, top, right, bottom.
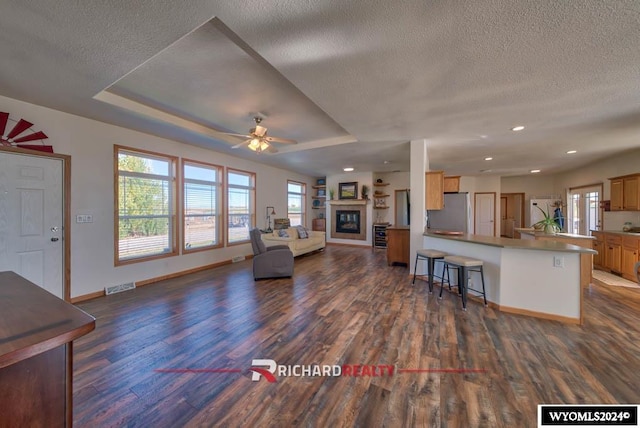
0, 152, 64, 298
475, 193, 495, 236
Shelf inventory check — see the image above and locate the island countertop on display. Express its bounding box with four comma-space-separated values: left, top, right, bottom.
423, 231, 596, 254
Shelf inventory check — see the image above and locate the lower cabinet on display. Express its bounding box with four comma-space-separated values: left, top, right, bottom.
622, 236, 640, 281
386, 227, 409, 266
592, 235, 604, 269
597, 232, 639, 281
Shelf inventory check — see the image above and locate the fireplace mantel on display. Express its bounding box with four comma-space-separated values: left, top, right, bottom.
328, 199, 368, 206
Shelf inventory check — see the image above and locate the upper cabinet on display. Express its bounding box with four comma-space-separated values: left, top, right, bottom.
609, 174, 640, 211
623, 176, 639, 210
425, 171, 444, 210
443, 176, 460, 193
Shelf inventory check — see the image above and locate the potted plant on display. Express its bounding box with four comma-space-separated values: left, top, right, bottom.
533, 205, 561, 234
361, 184, 369, 200
329, 188, 335, 200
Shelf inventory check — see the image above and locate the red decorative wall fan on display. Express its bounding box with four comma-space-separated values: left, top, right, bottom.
0, 111, 53, 153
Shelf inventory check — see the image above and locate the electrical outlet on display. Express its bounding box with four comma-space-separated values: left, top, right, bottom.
553, 256, 564, 268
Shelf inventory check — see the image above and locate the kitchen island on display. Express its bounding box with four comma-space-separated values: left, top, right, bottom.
423, 231, 596, 324
515, 228, 595, 288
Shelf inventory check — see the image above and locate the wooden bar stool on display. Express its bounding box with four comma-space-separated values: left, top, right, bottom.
440, 255, 487, 310
412, 249, 447, 293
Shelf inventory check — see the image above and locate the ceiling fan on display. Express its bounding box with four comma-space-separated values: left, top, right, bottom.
224, 117, 297, 153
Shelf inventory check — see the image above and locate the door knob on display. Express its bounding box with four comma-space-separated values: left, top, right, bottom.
51, 237, 59, 242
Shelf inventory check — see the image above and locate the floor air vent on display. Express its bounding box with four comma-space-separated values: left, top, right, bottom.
232, 255, 245, 263
105, 282, 136, 295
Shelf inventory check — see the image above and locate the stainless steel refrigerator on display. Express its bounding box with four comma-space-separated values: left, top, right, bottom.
427, 192, 471, 233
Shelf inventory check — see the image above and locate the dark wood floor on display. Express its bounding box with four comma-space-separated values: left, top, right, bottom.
73, 245, 640, 427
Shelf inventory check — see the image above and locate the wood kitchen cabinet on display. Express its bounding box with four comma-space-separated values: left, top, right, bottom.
443, 176, 460, 193
425, 171, 444, 210
605, 234, 622, 273
621, 235, 640, 281
0, 272, 95, 427
386, 226, 410, 266
592, 231, 604, 269
609, 173, 640, 211
623, 176, 639, 210
610, 178, 623, 211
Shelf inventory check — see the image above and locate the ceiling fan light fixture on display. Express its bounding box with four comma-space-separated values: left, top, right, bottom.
248, 138, 270, 152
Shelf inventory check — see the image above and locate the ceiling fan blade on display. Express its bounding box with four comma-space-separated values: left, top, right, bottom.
222, 132, 253, 138
231, 139, 252, 149
264, 144, 278, 154
265, 136, 297, 144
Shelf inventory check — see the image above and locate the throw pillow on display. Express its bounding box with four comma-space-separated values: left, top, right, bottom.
277, 229, 289, 238
296, 225, 309, 239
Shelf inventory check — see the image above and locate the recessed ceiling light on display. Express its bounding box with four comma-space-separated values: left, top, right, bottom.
511, 126, 525, 132
566, 150, 577, 154
383, 160, 391, 164
484, 157, 493, 161
530, 169, 541, 173
480, 169, 492, 173
343, 167, 354, 172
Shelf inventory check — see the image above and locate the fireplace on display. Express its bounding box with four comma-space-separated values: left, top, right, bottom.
336, 210, 361, 234
330, 201, 367, 241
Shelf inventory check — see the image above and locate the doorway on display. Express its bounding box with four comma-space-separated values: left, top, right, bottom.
500, 192, 525, 237
0, 147, 70, 300
568, 184, 602, 235
474, 192, 496, 236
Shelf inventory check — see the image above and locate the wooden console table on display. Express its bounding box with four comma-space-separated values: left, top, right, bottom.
0, 271, 95, 428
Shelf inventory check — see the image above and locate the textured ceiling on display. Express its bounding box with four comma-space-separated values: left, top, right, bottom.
1, 0, 639, 177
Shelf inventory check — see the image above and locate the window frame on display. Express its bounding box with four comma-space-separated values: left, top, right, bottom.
114, 145, 178, 266
287, 180, 307, 227
181, 158, 224, 253
226, 167, 256, 246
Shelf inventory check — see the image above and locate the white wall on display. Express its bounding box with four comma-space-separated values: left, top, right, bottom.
325, 171, 373, 246
1, 95, 315, 298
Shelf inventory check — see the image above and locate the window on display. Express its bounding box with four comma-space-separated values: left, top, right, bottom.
287, 180, 306, 226
183, 160, 223, 252
116, 146, 177, 264
227, 168, 255, 244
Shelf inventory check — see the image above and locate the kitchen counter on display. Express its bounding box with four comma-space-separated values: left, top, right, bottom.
597, 229, 640, 236
425, 231, 596, 253
423, 232, 592, 324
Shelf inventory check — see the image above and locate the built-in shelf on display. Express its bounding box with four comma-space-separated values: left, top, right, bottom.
374, 182, 390, 186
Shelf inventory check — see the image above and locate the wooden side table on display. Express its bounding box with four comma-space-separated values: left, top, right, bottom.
312, 218, 326, 231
